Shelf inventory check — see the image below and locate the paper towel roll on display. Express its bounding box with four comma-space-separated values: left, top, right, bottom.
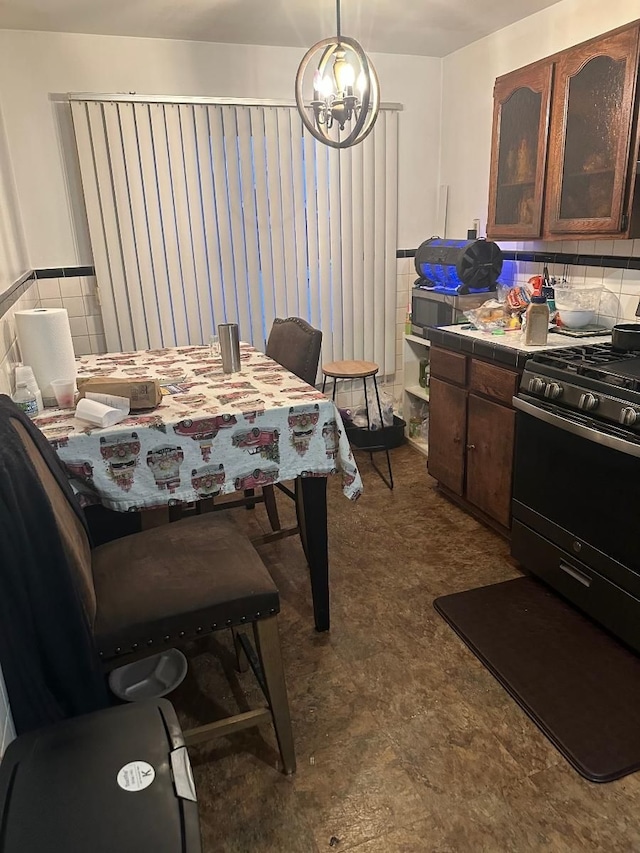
15, 308, 77, 407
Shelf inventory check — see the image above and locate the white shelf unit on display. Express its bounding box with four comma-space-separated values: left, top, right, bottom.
403, 334, 431, 456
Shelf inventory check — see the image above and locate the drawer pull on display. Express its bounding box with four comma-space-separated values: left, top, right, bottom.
559, 562, 591, 588
466, 444, 476, 450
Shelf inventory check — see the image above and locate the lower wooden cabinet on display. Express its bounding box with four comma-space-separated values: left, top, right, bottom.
427, 377, 467, 495
427, 346, 520, 534
466, 394, 516, 528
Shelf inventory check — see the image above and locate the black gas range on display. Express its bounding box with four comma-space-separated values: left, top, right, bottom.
512, 343, 640, 653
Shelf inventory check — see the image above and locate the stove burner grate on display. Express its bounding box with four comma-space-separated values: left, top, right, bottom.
531, 345, 640, 386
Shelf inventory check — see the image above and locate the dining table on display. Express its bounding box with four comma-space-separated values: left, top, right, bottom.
33, 341, 363, 632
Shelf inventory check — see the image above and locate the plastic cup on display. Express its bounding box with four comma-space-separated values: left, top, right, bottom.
50, 379, 76, 409
15, 365, 35, 384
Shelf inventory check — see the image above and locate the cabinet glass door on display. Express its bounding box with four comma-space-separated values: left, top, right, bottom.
546, 28, 640, 233
487, 63, 552, 239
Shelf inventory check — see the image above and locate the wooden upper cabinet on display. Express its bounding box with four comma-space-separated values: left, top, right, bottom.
545, 26, 640, 234
487, 63, 553, 239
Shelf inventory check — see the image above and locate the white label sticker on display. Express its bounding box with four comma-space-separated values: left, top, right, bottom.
117, 760, 156, 792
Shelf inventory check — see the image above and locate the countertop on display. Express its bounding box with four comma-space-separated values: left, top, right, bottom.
426, 325, 612, 369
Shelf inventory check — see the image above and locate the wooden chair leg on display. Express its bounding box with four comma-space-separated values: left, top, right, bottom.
262, 485, 281, 532
232, 627, 250, 673
253, 616, 296, 775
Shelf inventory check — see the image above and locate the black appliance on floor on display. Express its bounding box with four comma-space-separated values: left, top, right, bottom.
0, 699, 201, 853
512, 342, 640, 653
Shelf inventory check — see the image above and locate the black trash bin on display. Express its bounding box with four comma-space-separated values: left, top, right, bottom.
0, 699, 201, 853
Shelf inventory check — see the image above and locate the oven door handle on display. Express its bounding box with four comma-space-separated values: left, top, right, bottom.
513, 396, 640, 459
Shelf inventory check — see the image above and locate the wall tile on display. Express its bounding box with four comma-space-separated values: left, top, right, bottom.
60, 277, 83, 298
37, 278, 61, 298
83, 294, 101, 316
612, 240, 635, 257
621, 269, 640, 294
73, 335, 92, 356
80, 277, 97, 296
63, 296, 85, 318
40, 296, 63, 309
618, 293, 639, 323
592, 240, 614, 256
599, 289, 622, 320
69, 316, 88, 336
90, 334, 107, 355
86, 315, 104, 336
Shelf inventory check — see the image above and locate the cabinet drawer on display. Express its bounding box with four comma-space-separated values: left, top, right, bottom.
430, 347, 467, 386
470, 360, 519, 405
512, 520, 640, 654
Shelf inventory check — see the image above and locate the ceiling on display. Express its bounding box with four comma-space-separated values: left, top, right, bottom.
0, 0, 564, 57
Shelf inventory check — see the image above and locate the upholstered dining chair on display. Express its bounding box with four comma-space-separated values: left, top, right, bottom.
256, 317, 323, 532
265, 317, 323, 387
1, 398, 296, 774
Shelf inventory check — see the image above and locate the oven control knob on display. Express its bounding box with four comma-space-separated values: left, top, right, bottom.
619, 406, 640, 426
579, 392, 599, 412
545, 383, 563, 400
528, 377, 546, 394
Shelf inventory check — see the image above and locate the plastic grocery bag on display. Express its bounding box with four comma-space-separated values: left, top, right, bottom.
351, 387, 394, 430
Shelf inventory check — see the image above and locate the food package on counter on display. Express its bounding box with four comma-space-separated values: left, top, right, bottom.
76, 376, 162, 410
464, 299, 521, 332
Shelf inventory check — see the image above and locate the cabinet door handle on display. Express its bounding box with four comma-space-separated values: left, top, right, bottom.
466, 444, 476, 450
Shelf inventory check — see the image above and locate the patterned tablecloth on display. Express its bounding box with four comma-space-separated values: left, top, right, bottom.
34, 343, 363, 511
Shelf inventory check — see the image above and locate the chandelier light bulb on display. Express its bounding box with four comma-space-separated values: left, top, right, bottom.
332, 48, 355, 93
320, 75, 335, 99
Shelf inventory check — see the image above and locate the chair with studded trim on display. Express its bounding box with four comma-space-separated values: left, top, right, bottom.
2, 398, 296, 774
258, 317, 323, 531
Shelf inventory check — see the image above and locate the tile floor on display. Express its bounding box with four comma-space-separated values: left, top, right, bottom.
172, 446, 640, 852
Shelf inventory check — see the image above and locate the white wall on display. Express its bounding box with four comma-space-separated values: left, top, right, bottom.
440, 0, 640, 239
0, 30, 441, 267
0, 99, 28, 296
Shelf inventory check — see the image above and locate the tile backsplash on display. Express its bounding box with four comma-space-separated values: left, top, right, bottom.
38, 275, 106, 357
500, 238, 640, 329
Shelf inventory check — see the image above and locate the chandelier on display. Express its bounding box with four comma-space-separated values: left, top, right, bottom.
294, 0, 380, 149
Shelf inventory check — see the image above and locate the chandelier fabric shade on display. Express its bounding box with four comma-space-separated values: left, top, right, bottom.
295, 2, 380, 149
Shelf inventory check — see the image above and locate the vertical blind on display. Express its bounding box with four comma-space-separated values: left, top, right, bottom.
70, 97, 399, 376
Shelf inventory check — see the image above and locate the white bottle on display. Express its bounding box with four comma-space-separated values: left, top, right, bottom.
12, 381, 38, 418
15, 365, 43, 413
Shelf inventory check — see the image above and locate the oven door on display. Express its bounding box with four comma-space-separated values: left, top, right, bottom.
512, 395, 640, 578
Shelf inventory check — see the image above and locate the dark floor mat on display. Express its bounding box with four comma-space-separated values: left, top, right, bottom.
434, 576, 640, 783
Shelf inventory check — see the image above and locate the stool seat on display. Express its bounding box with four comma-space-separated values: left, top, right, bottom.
322, 360, 379, 379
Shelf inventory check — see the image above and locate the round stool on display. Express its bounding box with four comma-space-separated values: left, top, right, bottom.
322, 360, 394, 490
